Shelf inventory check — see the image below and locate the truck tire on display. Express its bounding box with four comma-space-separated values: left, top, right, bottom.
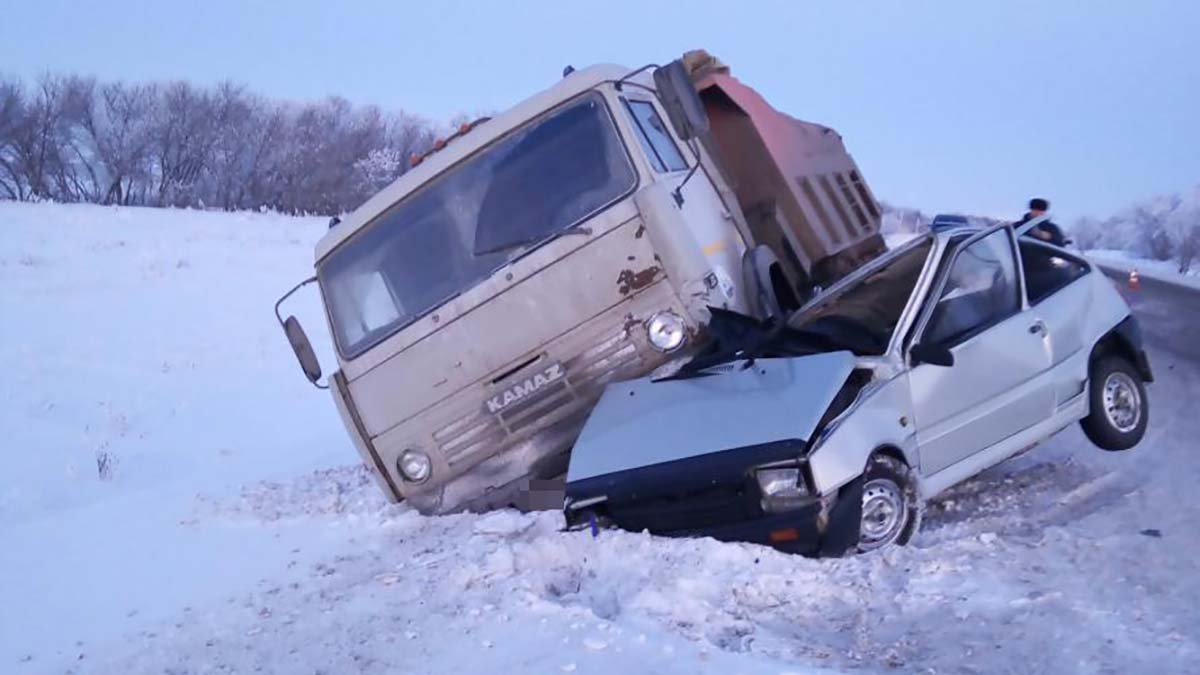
856, 454, 921, 553
1081, 355, 1148, 451
743, 246, 799, 320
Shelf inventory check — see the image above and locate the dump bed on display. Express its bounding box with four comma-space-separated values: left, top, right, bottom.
685, 52, 886, 287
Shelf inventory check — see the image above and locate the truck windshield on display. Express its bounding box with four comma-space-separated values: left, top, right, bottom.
319, 92, 636, 358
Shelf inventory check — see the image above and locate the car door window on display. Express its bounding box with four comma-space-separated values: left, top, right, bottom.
623, 99, 687, 172
1019, 241, 1089, 305
924, 230, 1021, 346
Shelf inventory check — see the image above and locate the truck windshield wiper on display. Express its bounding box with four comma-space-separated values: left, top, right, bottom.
474, 225, 593, 258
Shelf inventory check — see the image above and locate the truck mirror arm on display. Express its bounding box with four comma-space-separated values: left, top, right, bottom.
672, 138, 704, 207
612, 64, 660, 92
274, 276, 330, 390
274, 275, 318, 326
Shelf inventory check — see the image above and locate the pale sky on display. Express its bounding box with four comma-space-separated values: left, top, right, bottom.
2, 0, 1197, 222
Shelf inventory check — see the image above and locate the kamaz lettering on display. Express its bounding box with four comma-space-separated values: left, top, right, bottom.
486, 363, 566, 414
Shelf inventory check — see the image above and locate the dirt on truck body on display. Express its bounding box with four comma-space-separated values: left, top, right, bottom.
277, 50, 886, 515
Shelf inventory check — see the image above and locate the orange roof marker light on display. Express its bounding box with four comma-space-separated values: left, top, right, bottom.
409, 116, 493, 169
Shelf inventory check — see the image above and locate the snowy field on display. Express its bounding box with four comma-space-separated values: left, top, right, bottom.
3, 202, 1199, 674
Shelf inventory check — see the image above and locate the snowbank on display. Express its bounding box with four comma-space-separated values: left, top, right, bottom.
3, 202, 1198, 674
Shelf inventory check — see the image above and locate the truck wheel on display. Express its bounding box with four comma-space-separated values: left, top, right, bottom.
856, 454, 921, 553
1081, 355, 1148, 451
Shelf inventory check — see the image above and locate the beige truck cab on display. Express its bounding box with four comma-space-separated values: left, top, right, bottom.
278, 51, 886, 514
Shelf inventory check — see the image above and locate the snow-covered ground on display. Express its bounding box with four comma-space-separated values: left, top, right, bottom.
3, 202, 1199, 674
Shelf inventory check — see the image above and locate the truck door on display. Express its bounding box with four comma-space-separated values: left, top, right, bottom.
906, 226, 1055, 475
620, 96, 746, 309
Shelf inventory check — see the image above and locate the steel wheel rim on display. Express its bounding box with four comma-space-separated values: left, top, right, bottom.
859, 478, 906, 550
1102, 371, 1141, 433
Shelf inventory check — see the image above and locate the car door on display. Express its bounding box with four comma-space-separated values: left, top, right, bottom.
1017, 239, 1093, 406
907, 226, 1056, 476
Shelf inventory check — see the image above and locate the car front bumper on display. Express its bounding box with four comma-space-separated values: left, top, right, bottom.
665, 501, 826, 555
564, 440, 862, 556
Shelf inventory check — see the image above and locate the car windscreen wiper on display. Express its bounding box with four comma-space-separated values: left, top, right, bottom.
666, 308, 835, 380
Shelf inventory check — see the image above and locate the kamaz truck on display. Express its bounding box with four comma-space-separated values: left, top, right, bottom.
277, 51, 887, 514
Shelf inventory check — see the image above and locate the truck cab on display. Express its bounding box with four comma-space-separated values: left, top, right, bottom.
279, 53, 886, 514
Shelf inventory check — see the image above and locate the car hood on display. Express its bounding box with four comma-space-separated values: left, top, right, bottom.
565, 351, 858, 483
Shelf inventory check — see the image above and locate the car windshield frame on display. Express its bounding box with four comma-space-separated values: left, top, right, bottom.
317, 90, 639, 360
786, 234, 936, 356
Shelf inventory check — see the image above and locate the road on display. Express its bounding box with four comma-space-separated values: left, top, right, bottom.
1100, 265, 1200, 363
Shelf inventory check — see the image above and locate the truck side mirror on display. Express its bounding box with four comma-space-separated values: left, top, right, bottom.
283, 315, 323, 384
910, 342, 954, 367
653, 60, 709, 142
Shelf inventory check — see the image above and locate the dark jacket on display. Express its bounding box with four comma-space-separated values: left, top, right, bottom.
1017, 213, 1066, 246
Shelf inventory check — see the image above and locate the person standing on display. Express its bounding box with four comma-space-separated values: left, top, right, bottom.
1016, 198, 1066, 246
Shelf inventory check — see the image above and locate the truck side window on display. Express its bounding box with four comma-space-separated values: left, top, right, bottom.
623, 99, 687, 173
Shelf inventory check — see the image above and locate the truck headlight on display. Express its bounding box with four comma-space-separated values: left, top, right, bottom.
398, 449, 432, 483
756, 467, 808, 513
646, 311, 686, 352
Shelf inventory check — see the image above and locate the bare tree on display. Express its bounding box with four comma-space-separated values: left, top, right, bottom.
150, 81, 217, 206
0, 78, 26, 200
7, 75, 93, 201
0, 70, 440, 214
1165, 193, 1200, 274
79, 81, 158, 205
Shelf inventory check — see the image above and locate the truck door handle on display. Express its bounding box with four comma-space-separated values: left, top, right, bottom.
1029, 321, 1046, 335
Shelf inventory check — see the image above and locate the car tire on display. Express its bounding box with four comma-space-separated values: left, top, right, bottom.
855, 454, 921, 553
1081, 355, 1149, 451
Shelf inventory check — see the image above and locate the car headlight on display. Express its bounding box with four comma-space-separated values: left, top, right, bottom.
756, 467, 808, 513
397, 449, 432, 483
646, 311, 687, 352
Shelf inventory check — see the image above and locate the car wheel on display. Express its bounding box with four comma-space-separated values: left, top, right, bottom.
1081, 355, 1149, 451
856, 454, 921, 553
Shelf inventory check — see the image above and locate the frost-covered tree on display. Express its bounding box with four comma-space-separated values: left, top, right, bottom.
1068, 215, 1104, 251
78, 81, 159, 205
1164, 188, 1200, 273
6, 75, 94, 201
0, 78, 26, 200
1068, 184, 1200, 274
0, 71, 441, 214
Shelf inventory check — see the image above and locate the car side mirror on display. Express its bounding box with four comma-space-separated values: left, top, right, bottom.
910, 342, 954, 367
652, 60, 709, 142
283, 315, 323, 384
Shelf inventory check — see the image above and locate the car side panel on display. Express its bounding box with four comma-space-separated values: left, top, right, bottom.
920, 388, 1087, 498
1081, 268, 1138, 346
921, 270, 1137, 499
807, 373, 918, 496
1031, 274, 1093, 405
909, 310, 1055, 476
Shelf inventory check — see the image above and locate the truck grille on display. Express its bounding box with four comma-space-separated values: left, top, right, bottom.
433, 328, 645, 467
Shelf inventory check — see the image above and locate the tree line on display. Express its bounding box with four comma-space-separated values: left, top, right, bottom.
0, 73, 443, 215
882, 192, 1200, 275
1071, 185, 1200, 274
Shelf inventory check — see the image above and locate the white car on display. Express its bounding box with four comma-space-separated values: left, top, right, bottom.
563, 222, 1152, 555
